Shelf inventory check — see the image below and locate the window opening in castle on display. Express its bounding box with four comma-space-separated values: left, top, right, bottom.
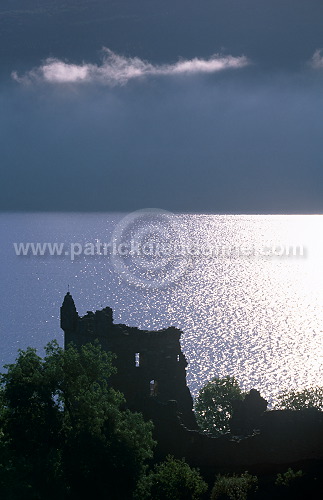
135, 352, 140, 367
150, 379, 158, 396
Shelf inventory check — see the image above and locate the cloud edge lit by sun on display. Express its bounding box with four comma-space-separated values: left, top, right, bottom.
12, 48, 250, 86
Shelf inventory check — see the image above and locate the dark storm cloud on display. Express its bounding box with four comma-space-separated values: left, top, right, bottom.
1, 48, 323, 213
1, 0, 323, 72
1, 0, 323, 213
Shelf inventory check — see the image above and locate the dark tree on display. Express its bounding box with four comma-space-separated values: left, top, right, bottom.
0, 341, 155, 499
275, 386, 323, 411
194, 376, 243, 437
136, 455, 208, 500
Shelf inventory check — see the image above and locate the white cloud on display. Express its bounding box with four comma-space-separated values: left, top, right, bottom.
12, 48, 250, 86
309, 49, 323, 69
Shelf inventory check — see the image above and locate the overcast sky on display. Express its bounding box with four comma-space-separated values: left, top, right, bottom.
1, 0, 323, 213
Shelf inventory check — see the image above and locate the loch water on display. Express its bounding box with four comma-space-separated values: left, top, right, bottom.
0, 213, 322, 404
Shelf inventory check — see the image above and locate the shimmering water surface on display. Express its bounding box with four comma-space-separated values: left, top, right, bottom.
0, 213, 322, 404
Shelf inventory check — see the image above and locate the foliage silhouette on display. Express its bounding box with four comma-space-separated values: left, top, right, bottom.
194, 376, 243, 437
135, 455, 208, 500
211, 472, 258, 500
275, 386, 323, 411
0, 341, 155, 499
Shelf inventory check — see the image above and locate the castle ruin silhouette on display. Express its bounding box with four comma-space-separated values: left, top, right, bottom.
60, 291, 197, 429
60, 292, 323, 472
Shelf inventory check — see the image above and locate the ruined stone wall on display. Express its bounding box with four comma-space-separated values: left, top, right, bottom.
60, 292, 197, 429
60, 293, 323, 470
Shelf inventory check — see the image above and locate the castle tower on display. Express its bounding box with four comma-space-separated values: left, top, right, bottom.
60, 294, 197, 429
60, 292, 78, 348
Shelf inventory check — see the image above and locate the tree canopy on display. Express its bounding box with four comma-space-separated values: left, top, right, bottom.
136, 455, 208, 500
0, 341, 155, 499
211, 471, 258, 500
275, 386, 323, 411
194, 376, 243, 437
